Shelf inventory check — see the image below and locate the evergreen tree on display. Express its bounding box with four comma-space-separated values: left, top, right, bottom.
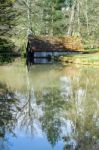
1, 0, 98, 49
0, 0, 16, 38
0, 0, 16, 62
40, 0, 65, 36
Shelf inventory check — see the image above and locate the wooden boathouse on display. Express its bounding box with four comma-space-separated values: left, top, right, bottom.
26, 35, 83, 64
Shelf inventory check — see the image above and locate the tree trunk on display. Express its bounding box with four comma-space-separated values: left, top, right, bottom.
50, 4, 54, 36
67, 0, 76, 35
27, 0, 32, 35
85, 0, 89, 35
77, 1, 80, 35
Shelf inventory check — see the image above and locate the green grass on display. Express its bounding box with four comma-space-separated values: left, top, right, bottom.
60, 49, 99, 65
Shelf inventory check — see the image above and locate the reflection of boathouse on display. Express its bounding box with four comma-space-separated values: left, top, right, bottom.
26, 36, 82, 64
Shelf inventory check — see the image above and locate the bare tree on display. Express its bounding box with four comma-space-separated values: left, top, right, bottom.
67, 0, 76, 35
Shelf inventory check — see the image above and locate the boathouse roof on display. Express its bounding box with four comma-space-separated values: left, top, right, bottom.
28, 36, 84, 52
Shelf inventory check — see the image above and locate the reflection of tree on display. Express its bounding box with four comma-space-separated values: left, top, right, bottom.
0, 83, 19, 150
37, 87, 69, 146
62, 72, 99, 150
2, 65, 97, 150
17, 87, 42, 135
16, 85, 72, 146
17, 66, 99, 150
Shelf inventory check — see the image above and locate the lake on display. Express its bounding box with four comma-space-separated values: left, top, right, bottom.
0, 63, 99, 150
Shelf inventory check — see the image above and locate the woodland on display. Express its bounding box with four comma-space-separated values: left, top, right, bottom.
0, 0, 99, 63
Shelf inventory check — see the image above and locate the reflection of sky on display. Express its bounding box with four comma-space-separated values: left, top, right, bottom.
8, 77, 74, 150
8, 134, 63, 150
7, 118, 64, 150
6, 117, 73, 150
1, 64, 99, 150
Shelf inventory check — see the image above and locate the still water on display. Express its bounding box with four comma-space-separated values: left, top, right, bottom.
0, 63, 99, 150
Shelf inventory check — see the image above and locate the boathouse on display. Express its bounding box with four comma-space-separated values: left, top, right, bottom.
26, 35, 83, 64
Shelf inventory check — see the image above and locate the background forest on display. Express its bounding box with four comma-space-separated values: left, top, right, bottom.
0, 0, 99, 55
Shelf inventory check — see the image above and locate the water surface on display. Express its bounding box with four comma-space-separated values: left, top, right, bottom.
0, 63, 99, 150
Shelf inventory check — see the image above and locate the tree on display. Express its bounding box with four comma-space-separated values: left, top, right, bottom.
0, 82, 19, 149
1, 0, 99, 49
0, 0, 16, 38
40, 0, 66, 36
0, 0, 16, 63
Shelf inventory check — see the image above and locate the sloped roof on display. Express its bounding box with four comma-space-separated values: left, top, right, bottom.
28, 36, 83, 52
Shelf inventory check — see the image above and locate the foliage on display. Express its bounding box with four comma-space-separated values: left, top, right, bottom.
0, 0, 16, 37
0, 82, 19, 149
0, 0, 17, 63
60, 36, 84, 51
0, 38, 15, 63
0, 0, 99, 59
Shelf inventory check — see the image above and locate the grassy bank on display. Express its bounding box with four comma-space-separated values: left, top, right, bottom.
59, 49, 99, 65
